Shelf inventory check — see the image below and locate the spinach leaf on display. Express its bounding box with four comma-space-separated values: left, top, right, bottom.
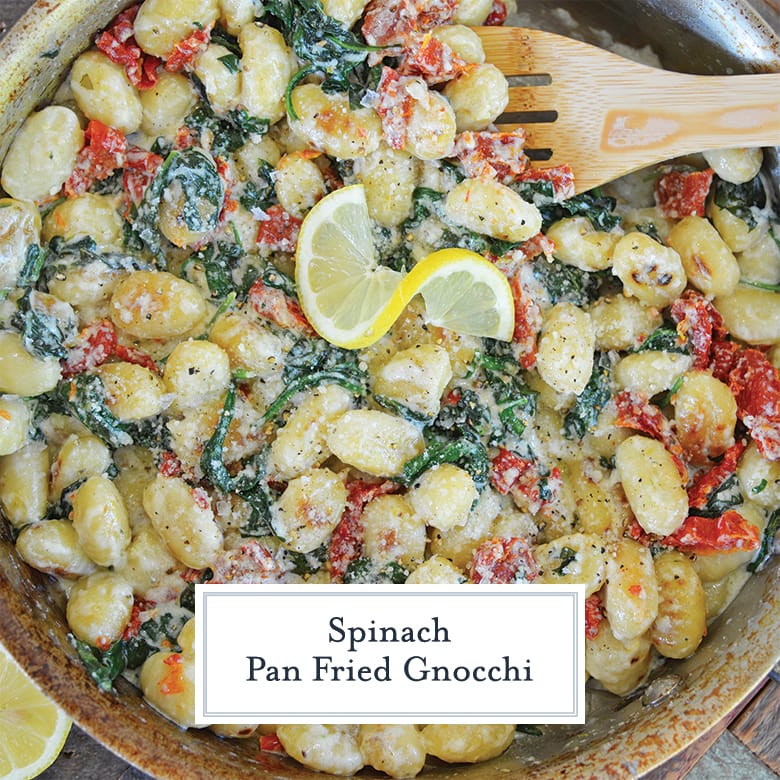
200, 383, 274, 536
125, 612, 186, 669
261, 263, 298, 299
218, 53, 241, 73
263, 337, 368, 422
690, 472, 744, 519
511, 182, 621, 232
12, 289, 72, 360
401, 187, 446, 231
470, 345, 537, 441
239, 159, 276, 213
739, 278, 780, 294
268, 0, 384, 117
636, 327, 689, 354
552, 546, 578, 575
432, 388, 494, 443
210, 25, 242, 56
131, 148, 226, 254
563, 351, 611, 440
55, 375, 133, 448
713, 175, 765, 230
531, 257, 605, 306
179, 570, 213, 612
185, 240, 244, 299
748, 507, 780, 573
343, 557, 409, 584
399, 437, 489, 492
71, 636, 126, 692
185, 105, 269, 158
17, 244, 47, 287
285, 544, 328, 576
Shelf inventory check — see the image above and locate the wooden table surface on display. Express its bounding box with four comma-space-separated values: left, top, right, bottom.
2, 0, 780, 777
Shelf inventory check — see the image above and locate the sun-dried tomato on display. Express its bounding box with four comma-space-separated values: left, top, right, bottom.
114, 343, 159, 373
484, 0, 508, 25
328, 480, 400, 582
64, 120, 127, 197
248, 277, 314, 335
95, 5, 160, 89
61, 319, 118, 376
258, 734, 286, 754
614, 389, 686, 473
728, 348, 780, 460
362, 0, 458, 47
489, 449, 560, 516
710, 339, 741, 383
687, 439, 747, 512
516, 164, 576, 201
255, 205, 303, 254
663, 510, 760, 554
165, 26, 212, 72
122, 597, 156, 641
469, 537, 538, 583
655, 168, 714, 219
670, 289, 727, 370
158, 450, 184, 478
375, 67, 415, 151
453, 130, 529, 183
123, 145, 164, 205
508, 274, 542, 369
585, 593, 604, 639
398, 33, 470, 84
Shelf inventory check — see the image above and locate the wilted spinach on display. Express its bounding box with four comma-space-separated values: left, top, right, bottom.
563, 351, 612, 440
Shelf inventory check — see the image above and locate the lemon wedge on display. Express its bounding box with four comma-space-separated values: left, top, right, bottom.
296, 184, 515, 349
0, 642, 72, 780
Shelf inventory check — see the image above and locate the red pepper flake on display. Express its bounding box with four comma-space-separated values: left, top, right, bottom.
508, 273, 542, 369
95, 5, 161, 89
64, 120, 128, 197
159, 653, 186, 695
628, 583, 643, 596
469, 537, 538, 583
728, 348, 780, 460
255, 205, 303, 254
585, 593, 604, 639
484, 0, 508, 25
165, 26, 212, 72
655, 168, 714, 219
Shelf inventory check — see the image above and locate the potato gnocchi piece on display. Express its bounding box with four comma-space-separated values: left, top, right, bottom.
421, 724, 515, 764
650, 550, 707, 659
271, 468, 347, 553
326, 409, 425, 477
585, 621, 653, 696
534, 533, 607, 596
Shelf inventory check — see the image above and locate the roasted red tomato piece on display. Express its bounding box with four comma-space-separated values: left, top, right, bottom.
453, 130, 529, 183
728, 348, 780, 460
655, 168, 714, 219
255, 205, 303, 254
585, 593, 604, 639
469, 537, 538, 583
61, 319, 118, 376
64, 120, 127, 197
248, 277, 314, 334
663, 510, 760, 554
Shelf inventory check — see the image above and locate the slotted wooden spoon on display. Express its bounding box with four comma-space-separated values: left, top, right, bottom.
475, 25, 780, 193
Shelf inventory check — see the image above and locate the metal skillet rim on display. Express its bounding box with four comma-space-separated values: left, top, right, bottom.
0, 0, 779, 777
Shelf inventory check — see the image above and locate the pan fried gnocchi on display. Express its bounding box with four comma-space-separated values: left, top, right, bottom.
0, 0, 779, 776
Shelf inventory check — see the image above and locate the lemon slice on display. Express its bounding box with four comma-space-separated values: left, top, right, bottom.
0, 642, 72, 780
296, 185, 515, 349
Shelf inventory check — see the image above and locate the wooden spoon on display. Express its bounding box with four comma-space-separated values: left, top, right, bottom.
475, 25, 780, 193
